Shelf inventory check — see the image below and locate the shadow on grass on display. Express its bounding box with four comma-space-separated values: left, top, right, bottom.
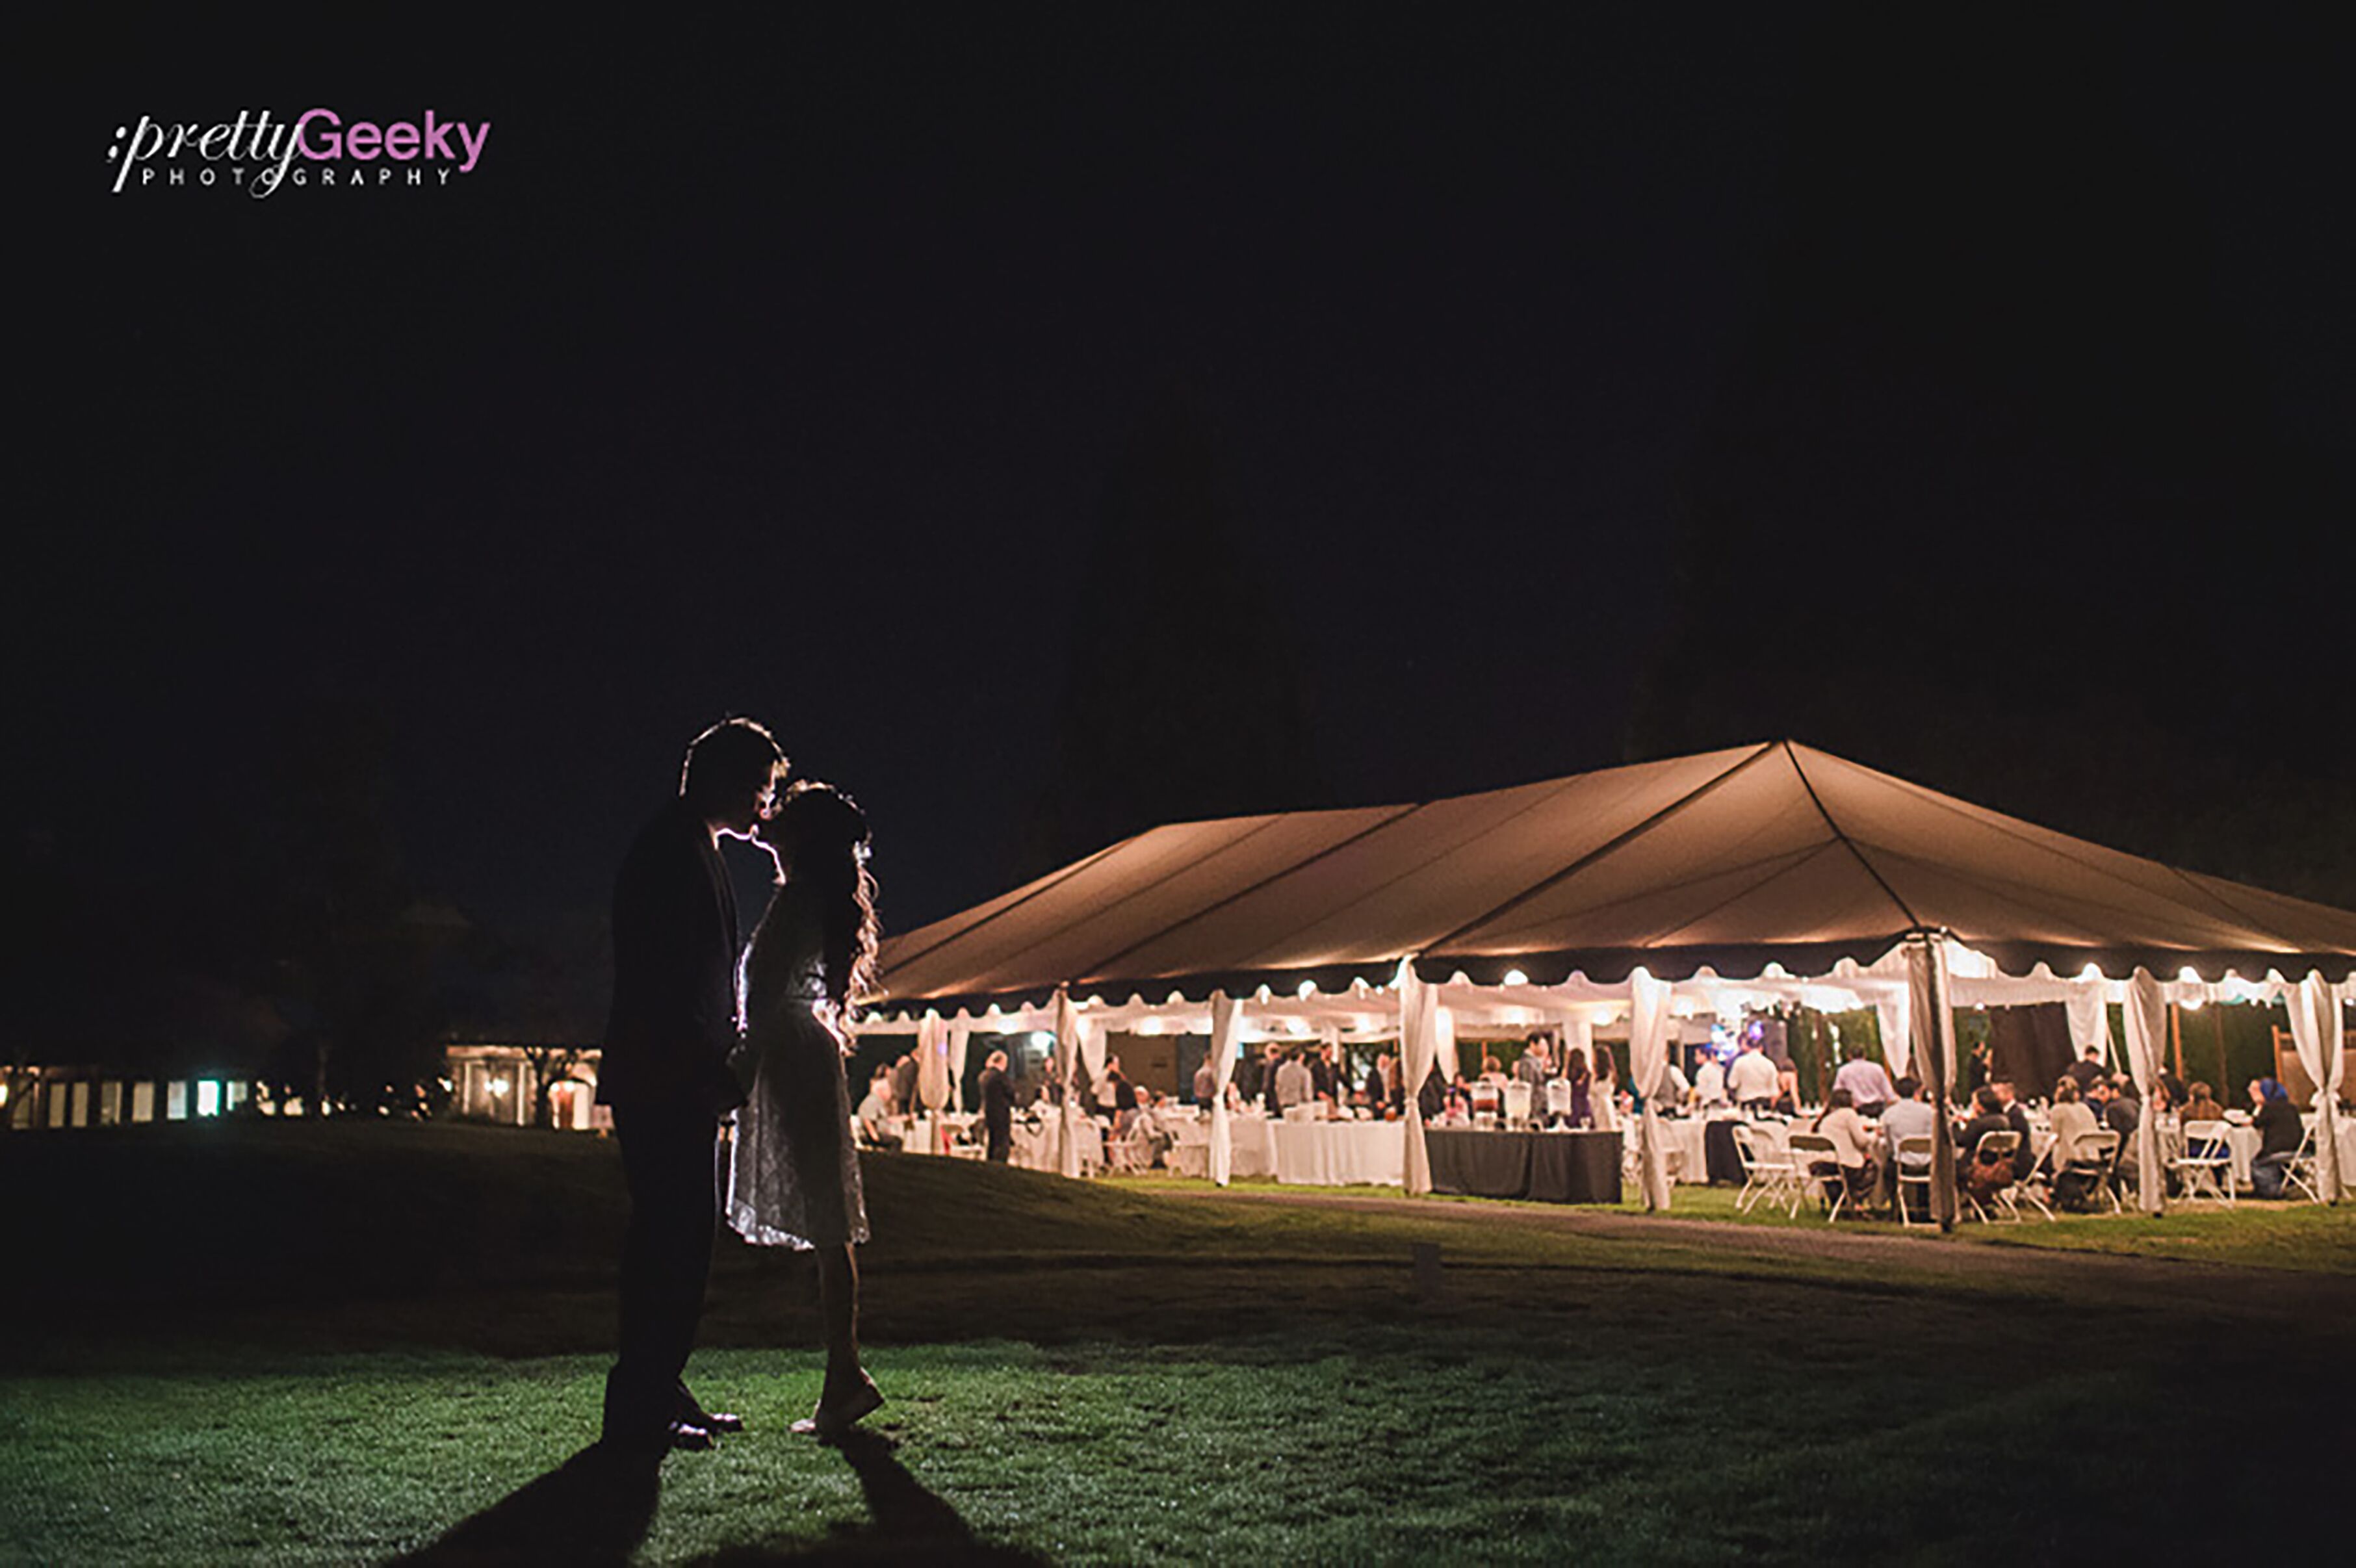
389, 1443, 660, 1566
689, 1429, 1043, 1565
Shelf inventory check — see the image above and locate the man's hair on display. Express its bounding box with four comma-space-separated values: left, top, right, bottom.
1973, 1085, 2002, 1113
680, 717, 786, 805
1894, 1075, 1921, 1099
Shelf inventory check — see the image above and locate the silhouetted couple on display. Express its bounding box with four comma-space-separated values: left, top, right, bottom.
596, 717, 883, 1452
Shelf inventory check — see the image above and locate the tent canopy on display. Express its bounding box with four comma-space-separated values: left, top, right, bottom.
872, 741, 2356, 1015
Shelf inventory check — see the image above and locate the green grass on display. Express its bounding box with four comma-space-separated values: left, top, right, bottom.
3, 1122, 2353, 1564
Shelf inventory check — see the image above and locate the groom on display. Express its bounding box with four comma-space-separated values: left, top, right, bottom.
597, 716, 786, 1452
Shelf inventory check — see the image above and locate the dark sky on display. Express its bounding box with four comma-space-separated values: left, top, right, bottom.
22, 8, 2352, 977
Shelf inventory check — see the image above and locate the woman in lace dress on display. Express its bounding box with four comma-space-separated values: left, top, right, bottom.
727, 781, 883, 1436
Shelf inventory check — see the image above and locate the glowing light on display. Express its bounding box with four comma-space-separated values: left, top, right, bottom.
2178, 967, 2201, 986
489, 1078, 510, 1098
1503, 970, 1529, 988
1297, 981, 1316, 999
2078, 964, 2104, 983
195, 1081, 220, 1118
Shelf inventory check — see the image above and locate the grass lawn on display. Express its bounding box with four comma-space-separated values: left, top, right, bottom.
4, 1121, 2353, 1564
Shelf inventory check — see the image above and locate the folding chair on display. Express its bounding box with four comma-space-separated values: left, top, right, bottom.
1731, 1122, 1800, 1216
2060, 1129, 2123, 1214
2171, 1119, 2235, 1205
2283, 1122, 2322, 1203
1965, 1131, 2045, 1222
1786, 1132, 1846, 1221
1892, 1135, 1935, 1227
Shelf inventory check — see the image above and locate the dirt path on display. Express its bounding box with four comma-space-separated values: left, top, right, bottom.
1161, 1186, 2356, 1328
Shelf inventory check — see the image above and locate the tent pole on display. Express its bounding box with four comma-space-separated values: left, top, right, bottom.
1906, 934, 1960, 1231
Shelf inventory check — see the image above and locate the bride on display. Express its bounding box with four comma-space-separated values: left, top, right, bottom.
727, 780, 883, 1436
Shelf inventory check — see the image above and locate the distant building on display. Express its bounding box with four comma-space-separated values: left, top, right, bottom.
3, 1064, 255, 1130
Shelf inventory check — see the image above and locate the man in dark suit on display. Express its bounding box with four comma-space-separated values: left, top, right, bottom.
978, 1049, 1015, 1163
598, 717, 785, 1452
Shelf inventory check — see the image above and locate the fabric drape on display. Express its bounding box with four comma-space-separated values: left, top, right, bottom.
1874, 991, 1913, 1081
1629, 968, 1674, 1211
2288, 972, 2345, 1202
1435, 1004, 1460, 1084
1054, 992, 1083, 1178
918, 1014, 950, 1114
1904, 938, 1960, 1227
948, 1018, 971, 1114
2065, 981, 2109, 1066
1400, 967, 1438, 1195
1208, 992, 1243, 1188
2118, 970, 2166, 1215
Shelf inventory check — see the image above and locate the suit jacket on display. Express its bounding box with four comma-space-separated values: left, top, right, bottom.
598, 799, 745, 1117
978, 1067, 1015, 1137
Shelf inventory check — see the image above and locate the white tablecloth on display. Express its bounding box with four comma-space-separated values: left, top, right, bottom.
1009, 1116, 1102, 1173
1657, 1116, 1788, 1183
1271, 1119, 1405, 1186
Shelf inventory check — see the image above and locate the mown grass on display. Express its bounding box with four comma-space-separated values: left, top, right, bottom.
3, 1121, 2351, 1565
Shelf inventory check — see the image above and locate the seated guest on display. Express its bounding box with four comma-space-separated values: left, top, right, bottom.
1804, 1088, 1879, 1211
1991, 1079, 2037, 1180
1726, 1036, 1778, 1110
1879, 1075, 1938, 1186
2099, 1074, 2142, 1191
2047, 1075, 2104, 1209
2181, 1081, 2227, 1125
2247, 1077, 2303, 1199
1956, 1086, 2017, 1205
1479, 1053, 1508, 1086
856, 1068, 901, 1151
1830, 1046, 1896, 1117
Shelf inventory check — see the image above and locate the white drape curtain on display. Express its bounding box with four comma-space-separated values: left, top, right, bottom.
1400, 967, 1438, 1195
1054, 992, 1083, 1177
1904, 938, 1960, 1227
1435, 1004, 1461, 1083
2118, 969, 2167, 1215
1207, 992, 1243, 1187
2065, 981, 2109, 1065
2287, 972, 2345, 1202
1874, 992, 1913, 1081
1629, 968, 1674, 1211
918, 1014, 951, 1114
948, 1019, 971, 1114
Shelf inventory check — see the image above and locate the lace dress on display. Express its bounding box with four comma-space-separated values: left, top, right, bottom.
725, 882, 870, 1250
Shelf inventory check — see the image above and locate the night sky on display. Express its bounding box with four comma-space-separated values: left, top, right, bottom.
21, 9, 2352, 1036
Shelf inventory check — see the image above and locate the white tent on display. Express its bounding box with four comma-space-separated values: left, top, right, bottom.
859, 742, 2356, 1220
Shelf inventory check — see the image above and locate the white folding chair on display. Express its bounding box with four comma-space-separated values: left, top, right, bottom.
1892, 1135, 1935, 1227
1731, 1122, 1800, 1216
2283, 1122, 2322, 1203
2061, 1129, 2123, 1214
2171, 1119, 2235, 1205
1965, 1130, 2045, 1222
1787, 1131, 1846, 1221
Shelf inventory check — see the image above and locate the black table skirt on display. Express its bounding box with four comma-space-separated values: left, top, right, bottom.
1427, 1129, 1622, 1204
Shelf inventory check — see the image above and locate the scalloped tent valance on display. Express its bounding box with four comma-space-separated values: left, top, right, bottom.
869, 740, 2356, 1016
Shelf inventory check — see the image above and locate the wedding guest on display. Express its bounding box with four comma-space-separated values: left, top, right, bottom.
977, 1049, 1014, 1163
855, 1068, 900, 1150
1591, 1044, 1621, 1133
1691, 1051, 1728, 1110
2047, 1075, 2104, 1207
2181, 1081, 2227, 1124
1966, 1039, 1995, 1093
1192, 1056, 1218, 1105
1417, 1064, 1447, 1122
2247, 1077, 2303, 1199
1308, 1044, 1336, 1104
1514, 1033, 1553, 1103
1258, 1044, 1284, 1115
1770, 1066, 1800, 1118
1562, 1046, 1594, 1129
1830, 1045, 1895, 1117
1806, 1088, 1878, 1212
889, 1047, 920, 1118
1879, 1075, 1937, 1211
1956, 1086, 2015, 1206
2062, 1045, 2108, 1098
1991, 1078, 2037, 1180
1275, 1049, 1315, 1112
1726, 1035, 1778, 1110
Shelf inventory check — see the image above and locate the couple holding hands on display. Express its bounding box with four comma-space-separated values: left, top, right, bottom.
596, 717, 883, 1452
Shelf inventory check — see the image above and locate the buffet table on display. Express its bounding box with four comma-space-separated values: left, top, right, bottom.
1271, 1118, 1405, 1186
1425, 1129, 1621, 1204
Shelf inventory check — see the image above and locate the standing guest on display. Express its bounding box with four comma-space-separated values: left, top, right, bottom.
1102, 1055, 1137, 1120
1967, 1039, 1995, 1094
888, 1047, 920, 1119
977, 1049, 1015, 1163
1258, 1044, 1285, 1116
1806, 1088, 1878, 1212
1275, 1049, 1315, 1112
597, 715, 783, 1453
1562, 1046, 1594, 1129
1691, 1050, 1728, 1110
1591, 1044, 1621, 1133
1771, 1066, 1800, 1118
1417, 1064, 1447, 1122
1514, 1033, 1553, 1105
2247, 1078, 2303, 1199
1830, 1046, 1896, 1117
1726, 1035, 1778, 1110
1192, 1054, 1218, 1106
2062, 1045, 2108, 1098
1364, 1051, 1395, 1114
1479, 1053, 1508, 1086
1879, 1075, 1937, 1212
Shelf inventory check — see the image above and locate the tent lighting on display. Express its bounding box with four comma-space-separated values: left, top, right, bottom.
1502, 969, 1529, 987
1297, 980, 1316, 999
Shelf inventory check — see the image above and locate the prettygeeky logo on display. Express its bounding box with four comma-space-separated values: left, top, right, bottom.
107, 109, 491, 198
